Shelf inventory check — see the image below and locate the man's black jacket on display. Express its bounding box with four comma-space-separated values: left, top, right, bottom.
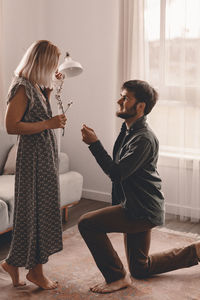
89, 116, 164, 226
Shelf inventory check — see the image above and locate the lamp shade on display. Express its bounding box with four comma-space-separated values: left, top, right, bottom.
58, 52, 83, 78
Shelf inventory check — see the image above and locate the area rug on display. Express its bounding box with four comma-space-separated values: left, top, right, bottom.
0, 226, 200, 300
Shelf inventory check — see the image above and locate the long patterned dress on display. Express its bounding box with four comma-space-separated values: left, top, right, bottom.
6, 76, 63, 269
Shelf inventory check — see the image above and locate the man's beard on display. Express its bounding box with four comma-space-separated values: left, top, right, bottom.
116, 103, 138, 119
116, 111, 137, 119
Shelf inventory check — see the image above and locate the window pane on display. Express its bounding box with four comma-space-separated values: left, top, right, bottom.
148, 104, 200, 151
165, 0, 200, 86
145, 0, 200, 152
145, 0, 200, 88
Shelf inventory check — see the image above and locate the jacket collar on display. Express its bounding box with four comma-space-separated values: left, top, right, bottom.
113, 116, 147, 158
121, 115, 147, 134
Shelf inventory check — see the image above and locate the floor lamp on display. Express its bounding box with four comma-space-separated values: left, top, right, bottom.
54, 52, 83, 154
55, 52, 83, 137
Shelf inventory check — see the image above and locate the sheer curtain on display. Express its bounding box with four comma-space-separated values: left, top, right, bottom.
118, 0, 148, 82
0, 0, 5, 129
120, 0, 200, 220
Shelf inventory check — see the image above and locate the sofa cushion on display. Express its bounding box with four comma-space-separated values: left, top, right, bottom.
0, 172, 83, 210
60, 171, 83, 207
59, 152, 70, 174
0, 175, 15, 208
0, 130, 16, 175
2, 146, 69, 175
0, 200, 10, 233
3, 143, 18, 175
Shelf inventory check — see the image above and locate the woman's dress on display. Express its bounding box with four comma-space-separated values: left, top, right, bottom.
6, 76, 63, 269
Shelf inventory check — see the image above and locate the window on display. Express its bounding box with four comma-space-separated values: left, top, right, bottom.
144, 0, 200, 156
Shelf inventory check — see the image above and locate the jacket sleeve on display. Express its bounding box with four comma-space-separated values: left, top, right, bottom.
89, 138, 152, 183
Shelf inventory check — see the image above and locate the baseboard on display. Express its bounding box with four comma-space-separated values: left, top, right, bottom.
82, 189, 111, 203
156, 226, 200, 239
165, 202, 200, 219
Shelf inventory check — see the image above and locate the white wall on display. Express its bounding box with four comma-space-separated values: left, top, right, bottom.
2, 0, 45, 91
2, 0, 121, 202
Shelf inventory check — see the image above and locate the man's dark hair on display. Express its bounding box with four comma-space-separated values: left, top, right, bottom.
122, 80, 158, 115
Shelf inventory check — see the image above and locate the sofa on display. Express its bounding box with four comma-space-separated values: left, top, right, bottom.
0, 129, 83, 234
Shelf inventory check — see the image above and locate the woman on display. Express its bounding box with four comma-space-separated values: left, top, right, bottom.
1, 40, 66, 289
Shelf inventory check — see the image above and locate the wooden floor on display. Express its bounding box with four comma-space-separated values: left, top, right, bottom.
0, 198, 200, 261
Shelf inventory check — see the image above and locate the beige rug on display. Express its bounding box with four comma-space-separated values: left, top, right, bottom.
0, 226, 200, 300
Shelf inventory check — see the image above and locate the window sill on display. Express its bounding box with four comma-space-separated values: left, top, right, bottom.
158, 151, 200, 169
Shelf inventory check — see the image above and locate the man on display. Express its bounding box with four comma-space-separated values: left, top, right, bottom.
79, 80, 200, 294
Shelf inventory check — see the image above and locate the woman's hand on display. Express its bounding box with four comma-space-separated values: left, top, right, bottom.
81, 124, 98, 145
46, 114, 67, 129
55, 72, 63, 80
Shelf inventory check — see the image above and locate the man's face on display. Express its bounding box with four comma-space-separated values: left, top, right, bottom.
116, 89, 138, 119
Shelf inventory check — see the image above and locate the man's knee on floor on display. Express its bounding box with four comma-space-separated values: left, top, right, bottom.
130, 263, 149, 279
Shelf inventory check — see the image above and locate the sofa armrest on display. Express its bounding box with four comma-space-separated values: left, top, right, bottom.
0, 130, 16, 175
59, 152, 70, 174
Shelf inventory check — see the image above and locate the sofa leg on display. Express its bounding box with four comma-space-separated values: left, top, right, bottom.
61, 200, 80, 223
64, 207, 68, 222
67, 200, 80, 208
0, 227, 12, 235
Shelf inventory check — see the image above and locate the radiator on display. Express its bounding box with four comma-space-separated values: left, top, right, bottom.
158, 153, 200, 220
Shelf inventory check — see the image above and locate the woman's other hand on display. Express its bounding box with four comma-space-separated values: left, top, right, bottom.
46, 114, 67, 129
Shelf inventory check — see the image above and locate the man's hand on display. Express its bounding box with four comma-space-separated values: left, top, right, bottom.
81, 124, 98, 145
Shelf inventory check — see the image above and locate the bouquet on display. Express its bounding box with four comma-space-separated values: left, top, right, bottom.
54, 74, 73, 136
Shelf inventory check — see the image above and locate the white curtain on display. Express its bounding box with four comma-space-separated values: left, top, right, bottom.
0, 0, 5, 129
118, 0, 147, 82
121, 0, 200, 220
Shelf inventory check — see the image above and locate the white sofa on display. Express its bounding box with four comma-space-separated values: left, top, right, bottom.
0, 129, 83, 234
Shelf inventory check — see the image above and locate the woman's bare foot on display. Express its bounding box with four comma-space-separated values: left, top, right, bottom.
90, 274, 132, 293
26, 271, 58, 290
1, 261, 26, 287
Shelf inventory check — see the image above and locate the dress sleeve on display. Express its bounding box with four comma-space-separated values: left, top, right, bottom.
7, 76, 35, 112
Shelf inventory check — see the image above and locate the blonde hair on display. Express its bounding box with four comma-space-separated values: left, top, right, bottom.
15, 40, 60, 88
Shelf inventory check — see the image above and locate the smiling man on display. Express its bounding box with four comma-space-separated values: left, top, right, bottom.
79, 80, 200, 294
